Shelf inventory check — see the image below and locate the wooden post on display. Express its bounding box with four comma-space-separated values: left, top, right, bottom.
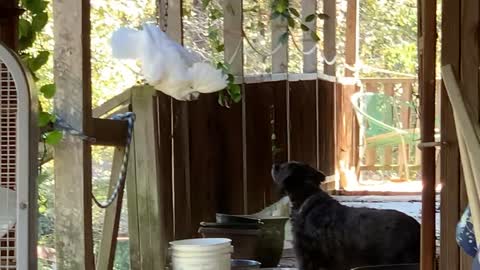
159, 0, 193, 239
399, 82, 413, 178
383, 83, 394, 167
224, 0, 246, 212
323, 0, 336, 76
419, 0, 437, 268
336, 0, 360, 189
0, 0, 22, 50
131, 86, 167, 269
97, 147, 126, 270
272, 9, 288, 74
301, 0, 319, 171
344, 0, 359, 78
302, 0, 317, 73
125, 127, 141, 269
272, 2, 289, 163
364, 82, 379, 167
53, 0, 95, 268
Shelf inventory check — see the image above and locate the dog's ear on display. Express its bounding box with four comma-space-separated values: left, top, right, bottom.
274, 165, 294, 186
312, 169, 326, 186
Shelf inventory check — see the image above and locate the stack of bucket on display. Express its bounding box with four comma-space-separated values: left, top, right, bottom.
169, 238, 233, 270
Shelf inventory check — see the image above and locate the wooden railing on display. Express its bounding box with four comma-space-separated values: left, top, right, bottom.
356, 77, 441, 180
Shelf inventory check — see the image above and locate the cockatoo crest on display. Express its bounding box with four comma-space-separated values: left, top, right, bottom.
111, 23, 227, 101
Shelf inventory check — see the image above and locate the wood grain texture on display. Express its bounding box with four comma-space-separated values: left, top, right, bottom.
344, 0, 359, 77
188, 94, 244, 232
420, 0, 438, 268
317, 79, 335, 176
125, 127, 141, 270
302, 0, 317, 73
245, 82, 275, 213
52, 0, 94, 268
323, 0, 336, 75
155, 93, 174, 241
97, 147, 126, 270
131, 88, 167, 269
289, 80, 317, 169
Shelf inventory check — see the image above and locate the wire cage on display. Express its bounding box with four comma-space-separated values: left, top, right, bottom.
0, 42, 38, 269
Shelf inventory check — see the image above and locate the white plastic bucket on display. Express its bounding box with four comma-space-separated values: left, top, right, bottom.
169, 238, 233, 270
171, 253, 231, 270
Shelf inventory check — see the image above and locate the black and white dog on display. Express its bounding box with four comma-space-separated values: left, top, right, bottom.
271, 161, 420, 270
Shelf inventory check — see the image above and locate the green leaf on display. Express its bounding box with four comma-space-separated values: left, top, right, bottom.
289, 8, 300, 17
37, 173, 49, 185
287, 17, 295, 28
216, 44, 225, 53
278, 32, 289, 45
32, 12, 48, 32
227, 73, 235, 83
209, 8, 223, 20
310, 31, 320, 42
18, 19, 31, 39
305, 14, 316, 22
274, 1, 287, 13
45, 130, 63, 145
317, 13, 329, 20
202, 0, 211, 9
25, 0, 48, 13
40, 84, 56, 98
18, 32, 36, 51
227, 84, 242, 103
30, 51, 49, 71
38, 111, 53, 127
301, 24, 310, 31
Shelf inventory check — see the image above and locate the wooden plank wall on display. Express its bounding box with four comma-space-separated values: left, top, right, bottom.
441, 0, 479, 268
155, 78, 336, 238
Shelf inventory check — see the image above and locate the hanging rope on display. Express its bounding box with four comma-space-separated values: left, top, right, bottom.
54, 112, 136, 209
92, 112, 136, 208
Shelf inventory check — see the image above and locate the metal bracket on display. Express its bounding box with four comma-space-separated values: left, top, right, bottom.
417, 141, 446, 149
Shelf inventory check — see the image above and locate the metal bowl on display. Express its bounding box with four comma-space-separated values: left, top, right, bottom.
231, 259, 261, 269
216, 213, 261, 224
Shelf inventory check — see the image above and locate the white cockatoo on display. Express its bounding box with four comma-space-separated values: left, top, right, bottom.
111, 23, 228, 101
0, 187, 16, 238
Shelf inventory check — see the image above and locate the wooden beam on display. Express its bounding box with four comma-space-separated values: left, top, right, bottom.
419, 0, 437, 268
439, 0, 462, 268
53, 0, 95, 269
91, 118, 128, 146
224, 0, 246, 213
125, 131, 141, 269
224, 0, 244, 78
96, 147, 127, 270
323, 0, 336, 76
302, 0, 317, 73
93, 89, 131, 118
131, 87, 167, 268
344, 0, 359, 77
161, 0, 193, 239
272, 2, 288, 74
272, 0, 289, 163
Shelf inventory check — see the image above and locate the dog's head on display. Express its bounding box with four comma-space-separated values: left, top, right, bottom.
271, 161, 326, 197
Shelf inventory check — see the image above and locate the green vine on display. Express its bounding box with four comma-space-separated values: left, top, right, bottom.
203, 0, 328, 107
271, 0, 328, 45
18, 0, 63, 145
201, 0, 240, 108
